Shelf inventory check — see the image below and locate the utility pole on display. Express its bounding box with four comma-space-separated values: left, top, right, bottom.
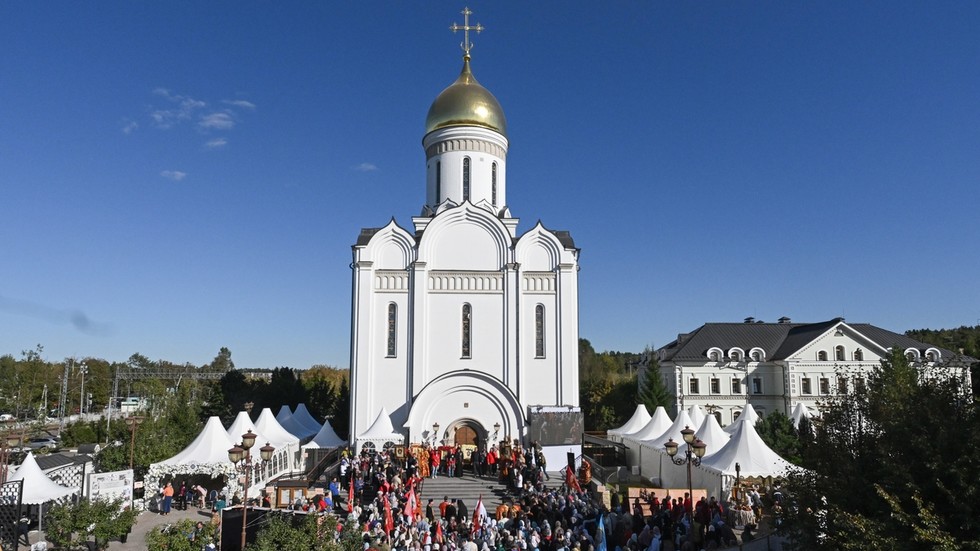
59, 359, 71, 431
78, 361, 89, 415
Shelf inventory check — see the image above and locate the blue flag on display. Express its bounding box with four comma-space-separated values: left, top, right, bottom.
595, 514, 606, 551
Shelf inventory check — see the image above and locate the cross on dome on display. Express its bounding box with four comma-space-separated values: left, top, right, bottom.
450, 7, 484, 56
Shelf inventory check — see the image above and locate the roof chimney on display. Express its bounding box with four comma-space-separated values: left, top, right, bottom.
744, 317, 755, 324
778, 316, 791, 324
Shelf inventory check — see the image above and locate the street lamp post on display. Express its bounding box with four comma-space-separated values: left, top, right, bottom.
431, 422, 440, 445
664, 425, 707, 526
228, 430, 274, 551
0, 433, 24, 484
126, 415, 144, 471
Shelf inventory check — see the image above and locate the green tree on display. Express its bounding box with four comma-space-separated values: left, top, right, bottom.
754, 411, 801, 464
778, 347, 980, 550
636, 352, 673, 414
146, 518, 216, 551
46, 497, 138, 550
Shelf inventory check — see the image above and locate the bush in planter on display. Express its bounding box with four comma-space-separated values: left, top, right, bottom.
146, 518, 216, 551
45, 497, 138, 550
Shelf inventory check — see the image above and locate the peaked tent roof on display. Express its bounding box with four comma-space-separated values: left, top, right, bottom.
641, 410, 696, 449
254, 407, 301, 447
695, 414, 731, 459
358, 407, 404, 440
608, 405, 651, 436
687, 405, 706, 429
291, 404, 322, 435
622, 406, 672, 442
303, 418, 347, 450
10, 452, 76, 504
724, 404, 761, 434
699, 419, 794, 477
160, 416, 236, 465
276, 405, 316, 439
227, 411, 259, 445
791, 402, 816, 429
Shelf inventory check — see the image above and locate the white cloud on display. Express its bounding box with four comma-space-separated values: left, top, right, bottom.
199, 112, 235, 130
121, 119, 138, 134
148, 89, 206, 129
205, 138, 228, 149
354, 162, 379, 172
160, 170, 187, 181
223, 99, 256, 110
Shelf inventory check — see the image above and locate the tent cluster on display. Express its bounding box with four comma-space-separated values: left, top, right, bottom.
609, 404, 798, 499
145, 404, 346, 508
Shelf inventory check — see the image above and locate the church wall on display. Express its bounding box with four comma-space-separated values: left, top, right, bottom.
424, 290, 506, 383
520, 290, 560, 406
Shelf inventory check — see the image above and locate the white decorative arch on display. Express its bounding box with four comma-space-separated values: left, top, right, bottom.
904, 348, 921, 362
405, 370, 526, 444
364, 219, 416, 269
924, 347, 942, 362
749, 347, 766, 362
417, 203, 511, 270
728, 347, 745, 362
707, 347, 724, 362
515, 222, 563, 271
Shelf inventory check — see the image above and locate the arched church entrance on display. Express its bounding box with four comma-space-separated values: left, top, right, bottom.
446, 420, 485, 470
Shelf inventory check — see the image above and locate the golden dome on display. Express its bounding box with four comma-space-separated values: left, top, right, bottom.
425, 56, 507, 137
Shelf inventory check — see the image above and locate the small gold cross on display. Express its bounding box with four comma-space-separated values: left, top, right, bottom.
450, 7, 484, 56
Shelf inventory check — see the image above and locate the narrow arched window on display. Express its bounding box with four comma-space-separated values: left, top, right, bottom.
835, 345, 845, 361
462, 157, 471, 201
386, 303, 397, 357
818, 350, 828, 361
461, 304, 472, 358
854, 349, 864, 361
535, 304, 545, 358
435, 161, 442, 203
491, 162, 498, 205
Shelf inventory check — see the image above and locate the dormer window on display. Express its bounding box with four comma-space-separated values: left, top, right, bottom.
905, 348, 920, 362
749, 348, 765, 362
925, 348, 941, 362
854, 349, 864, 361
707, 348, 723, 362
728, 348, 744, 362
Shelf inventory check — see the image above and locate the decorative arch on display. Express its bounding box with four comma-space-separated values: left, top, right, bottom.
905, 348, 921, 362
924, 347, 941, 362
515, 223, 564, 271
404, 370, 526, 444
364, 220, 416, 270
417, 203, 511, 270
728, 347, 744, 362
749, 347, 766, 362
706, 347, 724, 362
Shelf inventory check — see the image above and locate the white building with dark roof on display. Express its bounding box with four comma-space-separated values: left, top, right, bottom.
653, 317, 973, 426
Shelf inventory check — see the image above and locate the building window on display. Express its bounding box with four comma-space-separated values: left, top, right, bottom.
750, 349, 764, 362
491, 162, 498, 205
855, 377, 866, 392
461, 304, 472, 358
835, 345, 845, 361
462, 157, 471, 201
752, 378, 763, 394
733, 410, 742, 422
708, 349, 721, 362
837, 377, 848, 394
436, 161, 441, 202
689, 378, 700, 395
710, 378, 721, 394
817, 350, 828, 361
801, 377, 812, 395
731, 378, 742, 394
819, 377, 830, 395
854, 349, 864, 361
534, 304, 545, 358
386, 303, 397, 357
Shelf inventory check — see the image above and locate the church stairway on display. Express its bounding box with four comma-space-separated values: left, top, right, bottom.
414, 472, 563, 515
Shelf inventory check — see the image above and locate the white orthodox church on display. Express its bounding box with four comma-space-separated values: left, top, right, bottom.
349, 23, 581, 461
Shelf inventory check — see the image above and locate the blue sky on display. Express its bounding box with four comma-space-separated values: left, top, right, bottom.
2, 2, 979, 369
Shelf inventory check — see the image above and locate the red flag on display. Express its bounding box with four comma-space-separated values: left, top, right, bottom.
384, 496, 394, 536
435, 520, 444, 543
565, 466, 582, 493
404, 487, 417, 523
348, 477, 355, 513
473, 494, 487, 533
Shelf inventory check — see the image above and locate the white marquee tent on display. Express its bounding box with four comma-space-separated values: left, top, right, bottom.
791, 402, 816, 429
694, 419, 795, 499
695, 413, 731, 459
11, 452, 78, 530
276, 406, 317, 440
303, 418, 346, 450
621, 406, 672, 444
355, 407, 404, 454
607, 405, 650, 438
146, 416, 241, 510
724, 403, 761, 434
686, 405, 706, 430
291, 404, 322, 436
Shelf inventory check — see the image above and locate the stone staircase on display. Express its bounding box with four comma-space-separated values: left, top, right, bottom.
415, 472, 563, 514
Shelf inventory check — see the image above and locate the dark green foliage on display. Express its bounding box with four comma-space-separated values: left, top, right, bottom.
146, 518, 217, 551
636, 353, 673, 413
754, 411, 801, 464
46, 497, 138, 550
906, 324, 980, 397
778, 347, 980, 550
246, 512, 360, 551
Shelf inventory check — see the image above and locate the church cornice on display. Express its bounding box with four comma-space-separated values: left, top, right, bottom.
425, 137, 506, 160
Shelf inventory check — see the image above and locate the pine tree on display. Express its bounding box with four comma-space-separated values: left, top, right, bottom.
636, 351, 673, 412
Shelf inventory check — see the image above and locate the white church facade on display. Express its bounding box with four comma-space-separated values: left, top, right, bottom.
349, 30, 581, 461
